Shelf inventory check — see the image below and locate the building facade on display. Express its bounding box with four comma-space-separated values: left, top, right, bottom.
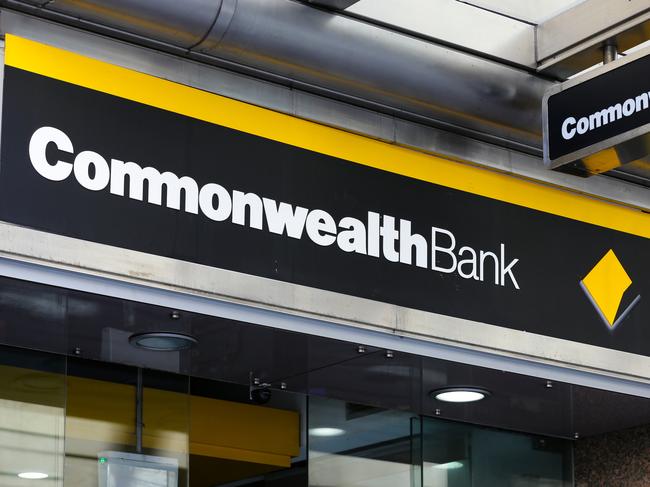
0, 1, 648, 486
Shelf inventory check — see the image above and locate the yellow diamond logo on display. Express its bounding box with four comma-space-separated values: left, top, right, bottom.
580, 250, 632, 328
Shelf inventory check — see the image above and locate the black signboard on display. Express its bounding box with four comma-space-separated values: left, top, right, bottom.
543, 49, 650, 176
1, 62, 648, 357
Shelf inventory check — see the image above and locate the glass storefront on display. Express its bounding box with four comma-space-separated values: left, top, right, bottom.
0, 276, 648, 486
307, 397, 572, 487
420, 418, 571, 487
0, 345, 574, 487
0, 346, 306, 486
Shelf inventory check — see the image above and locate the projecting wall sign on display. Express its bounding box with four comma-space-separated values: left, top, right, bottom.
543, 47, 650, 176
1, 36, 649, 356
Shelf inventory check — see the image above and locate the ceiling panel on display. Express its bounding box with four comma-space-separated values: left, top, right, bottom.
346, 0, 535, 67
457, 0, 588, 24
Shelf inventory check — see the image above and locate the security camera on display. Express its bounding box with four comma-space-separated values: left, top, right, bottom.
248, 373, 272, 404
250, 387, 272, 405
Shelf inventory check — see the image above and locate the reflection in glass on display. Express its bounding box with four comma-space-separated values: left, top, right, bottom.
98, 451, 178, 487
63, 362, 190, 487
422, 418, 572, 487
188, 382, 305, 487
309, 396, 416, 487
0, 348, 65, 487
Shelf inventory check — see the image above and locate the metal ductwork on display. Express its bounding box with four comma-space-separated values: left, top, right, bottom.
3, 0, 553, 151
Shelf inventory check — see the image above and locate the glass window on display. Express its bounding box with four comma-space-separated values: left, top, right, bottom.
421, 418, 572, 487
188, 378, 306, 487
0, 345, 65, 486
63, 360, 190, 487
308, 396, 418, 487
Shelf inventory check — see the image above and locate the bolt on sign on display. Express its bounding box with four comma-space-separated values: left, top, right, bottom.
543, 47, 650, 176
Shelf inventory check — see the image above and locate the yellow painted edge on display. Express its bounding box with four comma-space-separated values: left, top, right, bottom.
143, 435, 188, 453
190, 442, 291, 467
5, 34, 649, 239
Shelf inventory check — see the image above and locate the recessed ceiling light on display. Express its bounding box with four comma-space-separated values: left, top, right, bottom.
431, 387, 490, 403
433, 461, 464, 470
129, 332, 197, 351
18, 472, 49, 479
309, 427, 346, 437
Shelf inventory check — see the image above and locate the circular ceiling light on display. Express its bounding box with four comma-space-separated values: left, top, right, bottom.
129, 332, 197, 351
431, 387, 490, 403
309, 427, 346, 437
18, 472, 49, 479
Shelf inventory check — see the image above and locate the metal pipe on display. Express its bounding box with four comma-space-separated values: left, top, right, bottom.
135, 367, 143, 453
3, 0, 553, 149
603, 38, 618, 64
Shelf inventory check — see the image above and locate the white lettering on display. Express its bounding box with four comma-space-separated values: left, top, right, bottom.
500, 244, 520, 290
380, 215, 400, 263
233, 190, 263, 229
263, 199, 308, 239
337, 217, 367, 254
399, 219, 427, 268
110, 160, 198, 213
561, 117, 576, 140
367, 212, 381, 258
306, 209, 337, 246
199, 183, 232, 221
622, 98, 636, 117
73, 151, 110, 191
479, 250, 499, 285
431, 227, 457, 273
25, 126, 523, 290
605, 104, 623, 123
457, 246, 478, 280
576, 117, 589, 135
589, 111, 604, 130
561, 88, 650, 140
29, 126, 74, 181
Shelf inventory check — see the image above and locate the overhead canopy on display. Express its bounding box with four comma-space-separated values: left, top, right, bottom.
3, 0, 649, 184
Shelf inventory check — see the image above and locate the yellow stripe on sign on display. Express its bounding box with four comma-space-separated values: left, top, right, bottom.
4, 34, 650, 239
